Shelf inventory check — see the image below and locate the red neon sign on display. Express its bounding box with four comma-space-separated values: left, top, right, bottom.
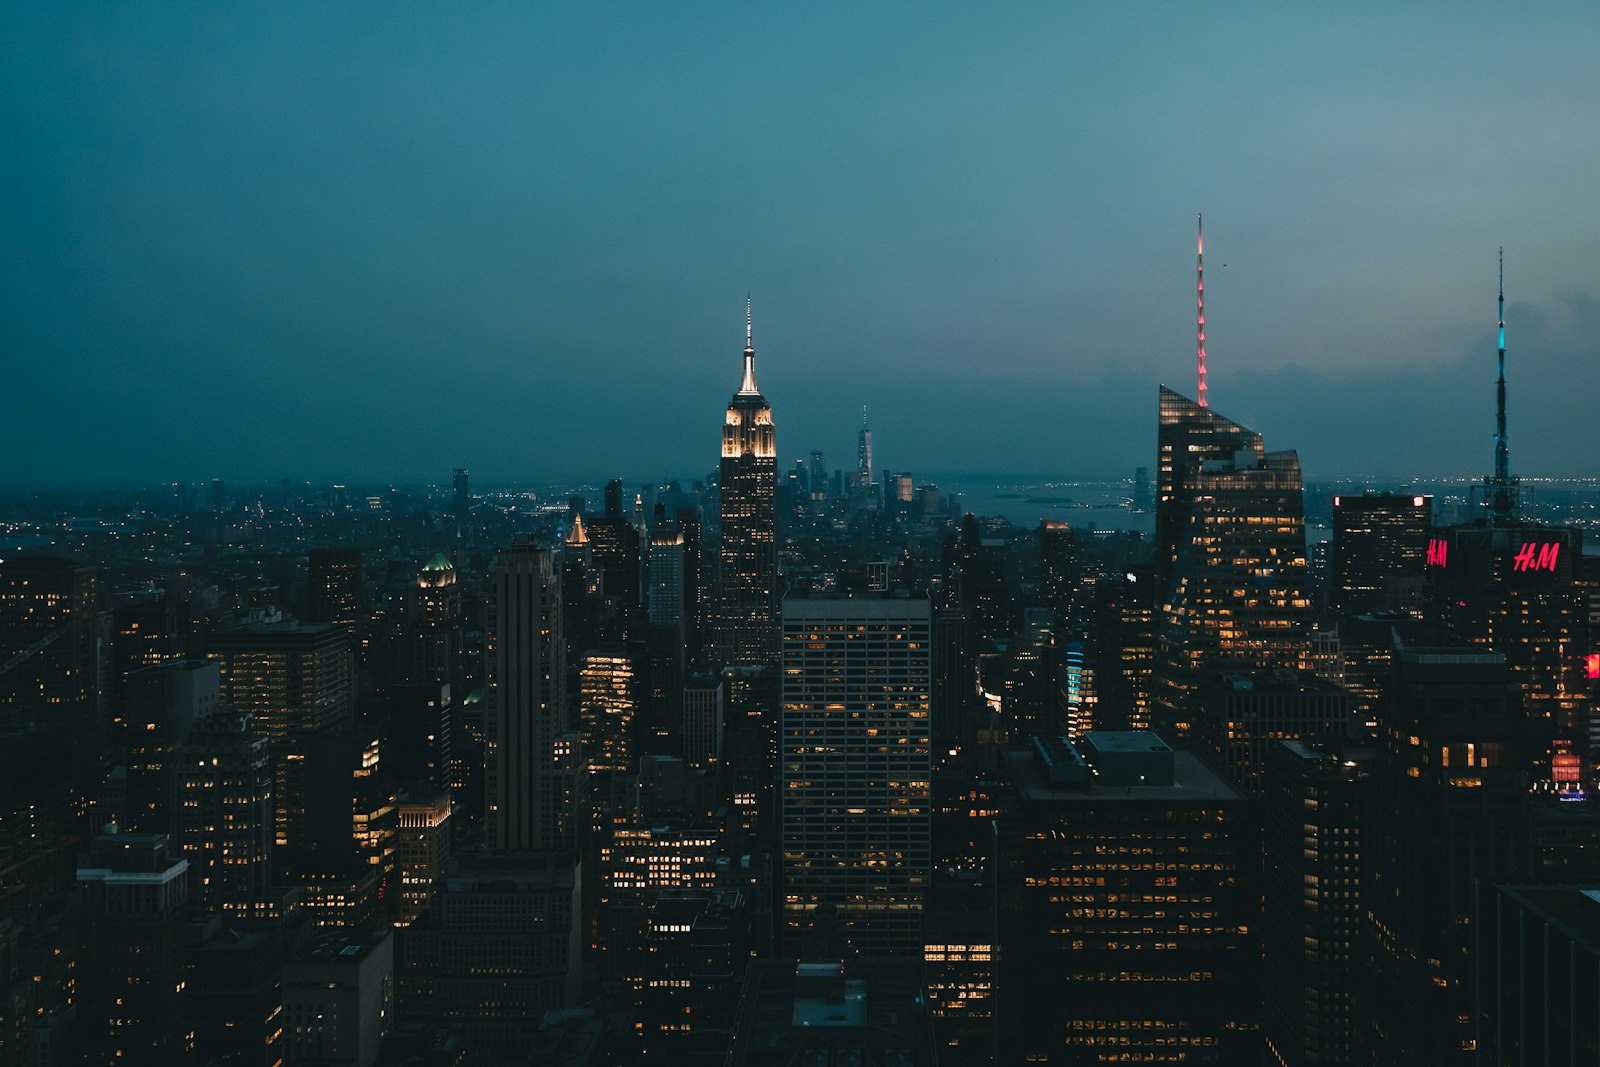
1425, 538, 1448, 567
1586, 654, 1600, 680
1512, 542, 1560, 573
1553, 755, 1582, 782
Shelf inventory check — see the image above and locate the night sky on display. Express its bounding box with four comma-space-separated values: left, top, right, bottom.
5, 4, 1598, 487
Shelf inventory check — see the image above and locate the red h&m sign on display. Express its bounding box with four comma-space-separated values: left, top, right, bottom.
1512, 542, 1560, 573
1425, 538, 1448, 567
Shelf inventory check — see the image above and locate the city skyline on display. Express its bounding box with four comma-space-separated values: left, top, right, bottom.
5, 5, 1600, 486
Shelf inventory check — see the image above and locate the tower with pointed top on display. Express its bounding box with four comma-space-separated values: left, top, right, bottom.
717, 302, 778, 667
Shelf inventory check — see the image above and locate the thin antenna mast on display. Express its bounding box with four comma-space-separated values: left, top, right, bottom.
1490, 248, 1513, 524
1196, 214, 1207, 408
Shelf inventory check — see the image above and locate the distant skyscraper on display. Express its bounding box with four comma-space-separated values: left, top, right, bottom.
1331, 493, 1432, 618
0, 556, 103, 782
591, 479, 643, 641
780, 594, 931, 956
1154, 388, 1311, 736
488, 543, 569, 850
411, 552, 463, 696
308, 547, 363, 634
125, 659, 219, 833
718, 303, 778, 667
453, 467, 470, 538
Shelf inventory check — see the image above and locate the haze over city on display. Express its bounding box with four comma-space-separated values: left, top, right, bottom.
5, 3, 1600, 486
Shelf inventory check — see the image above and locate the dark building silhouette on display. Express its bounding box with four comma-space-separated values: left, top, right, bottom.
994, 732, 1260, 1064
77, 831, 192, 1065
488, 543, 569, 851
308, 547, 363, 634
1263, 739, 1374, 1067
1090, 565, 1154, 732
1331, 492, 1432, 618
1483, 884, 1600, 1065
1193, 668, 1357, 796
0, 556, 103, 782
124, 659, 219, 833
173, 710, 273, 916
1365, 641, 1530, 1063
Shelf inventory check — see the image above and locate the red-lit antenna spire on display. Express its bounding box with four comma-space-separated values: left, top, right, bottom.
1196, 213, 1207, 408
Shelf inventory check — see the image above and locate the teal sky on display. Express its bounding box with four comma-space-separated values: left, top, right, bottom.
5, 3, 1599, 487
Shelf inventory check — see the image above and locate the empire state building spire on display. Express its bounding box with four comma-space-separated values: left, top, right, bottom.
738, 296, 761, 396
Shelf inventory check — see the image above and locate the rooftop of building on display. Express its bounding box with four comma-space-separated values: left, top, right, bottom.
1205, 668, 1351, 695
729, 957, 936, 1066
1496, 885, 1600, 955
1004, 743, 1245, 805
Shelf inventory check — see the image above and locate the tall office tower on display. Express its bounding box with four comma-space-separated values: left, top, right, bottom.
0, 556, 102, 781
124, 659, 219, 833
1154, 386, 1263, 598
395, 785, 452, 926
718, 305, 778, 667
412, 553, 463, 696
993, 733, 1260, 1064
682, 673, 724, 769
579, 650, 637, 773
76, 831, 192, 1065
488, 543, 569, 851
1153, 389, 1311, 737
308, 547, 363, 634
109, 589, 183, 748
648, 527, 686, 628
1366, 641, 1531, 1063
809, 449, 829, 501
173, 710, 273, 915
1263, 740, 1373, 1067
958, 515, 1012, 644
1038, 520, 1080, 628
208, 622, 354, 850
452, 467, 470, 539
999, 630, 1055, 738
930, 607, 975, 746
780, 594, 932, 957
675, 506, 707, 662
1331, 493, 1432, 618
645, 526, 688, 751
1090, 565, 1155, 731
1193, 668, 1357, 796
590, 480, 644, 641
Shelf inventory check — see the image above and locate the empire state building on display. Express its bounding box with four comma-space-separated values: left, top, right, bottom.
717, 303, 778, 667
